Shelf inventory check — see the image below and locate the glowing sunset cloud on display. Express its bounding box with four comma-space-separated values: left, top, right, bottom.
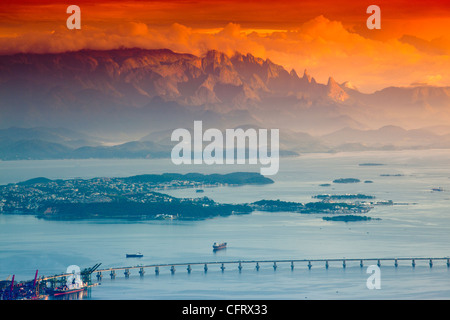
1, 0, 450, 92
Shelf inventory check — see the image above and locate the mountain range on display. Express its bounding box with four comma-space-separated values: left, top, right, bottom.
0, 124, 449, 161
1, 48, 450, 160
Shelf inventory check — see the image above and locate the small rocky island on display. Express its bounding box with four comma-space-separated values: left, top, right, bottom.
333, 178, 361, 183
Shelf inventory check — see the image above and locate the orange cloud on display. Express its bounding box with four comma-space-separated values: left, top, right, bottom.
1, 1, 450, 92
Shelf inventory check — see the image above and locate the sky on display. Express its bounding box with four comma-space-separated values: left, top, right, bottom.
1, 0, 450, 93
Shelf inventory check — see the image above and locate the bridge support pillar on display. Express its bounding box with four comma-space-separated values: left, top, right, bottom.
360, 260, 364, 268
377, 260, 381, 267
187, 265, 192, 274
343, 260, 346, 269
221, 263, 225, 272
412, 259, 416, 268
155, 267, 160, 275
139, 268, 145, 277
255, 262, 260, 271
429, 259, 433, 268
394, 259, 398, 268
170, 266, 176, 275
124, 269, 130, 278
308, 261, 312, 270
291, 261, 294, 270
273, 262, 277, 271
447, 259, 450, 268
96, 272, 102, 281
238, 262, 242, 272
110, 270, 115, 279
204, 264, 208, 273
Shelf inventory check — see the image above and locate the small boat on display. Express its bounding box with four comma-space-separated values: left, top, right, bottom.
196, 189, 204, 193
126, 252, 144, 258
212, 242, 227, 251
432, 187, 444, 192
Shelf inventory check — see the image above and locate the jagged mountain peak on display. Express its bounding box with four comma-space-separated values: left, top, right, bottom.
289, 69, 299, 79
202, 50, 233, 72
327, 76, 349, 102
302, 69, 312, 83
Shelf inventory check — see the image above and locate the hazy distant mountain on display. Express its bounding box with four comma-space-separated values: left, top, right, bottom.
0, 139, 73, 160
1, 48, 450, 157
0, 126, 104, 148
1, 123, 450, 160
422, 125, 450, 135
321, 125, 450, 150
71, 140, 172, 159
0, 127, 172, 160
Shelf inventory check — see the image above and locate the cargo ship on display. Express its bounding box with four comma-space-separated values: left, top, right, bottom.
212, 242, 227, 250
126, 252, 144, 258
47, 284, 87, 297
46, 279, 97, 297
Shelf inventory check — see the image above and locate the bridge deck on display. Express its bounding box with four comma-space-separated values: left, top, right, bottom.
39, 257, 450, 281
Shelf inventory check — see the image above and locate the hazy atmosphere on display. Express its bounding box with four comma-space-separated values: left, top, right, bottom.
1, 0, 450, 304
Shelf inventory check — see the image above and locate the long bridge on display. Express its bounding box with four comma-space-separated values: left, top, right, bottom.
3, 256, 449, 299
40, 256, 450, 282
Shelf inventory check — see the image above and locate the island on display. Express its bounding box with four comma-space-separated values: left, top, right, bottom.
0, 173, 387, 221
40, 194, 253, 220
313, 194, 375, 200
322, 215, 380, 222
0, 172, 269, 220
250, 199, 371, 214
332, 178, 360, 184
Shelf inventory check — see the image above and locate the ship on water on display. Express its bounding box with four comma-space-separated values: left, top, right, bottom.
46, 281, 92, 297
46, 265, 101, 297
126, 252, 144, 258
213, 242, 227, 251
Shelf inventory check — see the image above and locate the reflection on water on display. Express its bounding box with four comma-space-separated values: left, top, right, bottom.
50, 288, 92, 300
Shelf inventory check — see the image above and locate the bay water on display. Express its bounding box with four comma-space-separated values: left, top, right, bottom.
1, 149, 450, 299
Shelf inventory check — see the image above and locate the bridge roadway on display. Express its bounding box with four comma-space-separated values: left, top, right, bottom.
40, 257, 450, 281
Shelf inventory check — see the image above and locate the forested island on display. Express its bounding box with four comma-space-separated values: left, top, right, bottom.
333, 178, 361, 183
250, 199, 371, 214
322, 215, 381, 222
313, 194, 375, 200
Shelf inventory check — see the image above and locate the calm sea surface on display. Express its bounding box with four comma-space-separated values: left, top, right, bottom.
1, 149, 450, 299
